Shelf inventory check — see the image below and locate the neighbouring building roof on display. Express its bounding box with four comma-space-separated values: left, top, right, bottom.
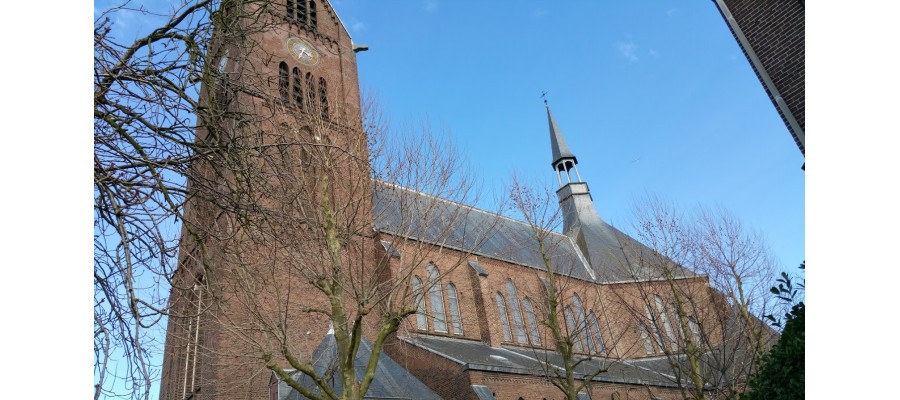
400, 335, 682, 388
276, 333, 442, 400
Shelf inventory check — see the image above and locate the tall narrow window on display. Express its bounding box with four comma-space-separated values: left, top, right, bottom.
309, 1, 318, 28
654, 296, 678, 349
671, 304, 686, 345
640, 320, 656, 354
412, 276, 427, 330
427, 265, 447, 332
505, 280, 527, 344
588, 311, 604, 353
688, 317, 702, 346
297, 0, 307, 24
305, 72, 315, 113
286, 0, 294, 21
318, 77, 329, 119
278, 62, 289, 103
292, 67, 303, 108
495, 293, 512, 342
573, 295, 592, 352
523, 297, 541, 345
645, 305, 661, 352
446, 283, 463, 335
564, 307, 583, 352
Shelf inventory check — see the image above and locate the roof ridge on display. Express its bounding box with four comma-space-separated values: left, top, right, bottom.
373, 179, 569, 239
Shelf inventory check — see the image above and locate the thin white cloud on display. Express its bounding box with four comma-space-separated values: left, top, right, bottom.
350, 19, 366, 33
531, 8, 548, 18
616, 41, 639, 63
666, 8, 678, 17
648, 49, 659, 58
424, 0, 438, 12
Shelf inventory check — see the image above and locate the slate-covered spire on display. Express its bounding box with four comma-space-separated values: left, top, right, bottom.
547, 100, 577, 167
545, 100, 583, 187
545, 100, 619, 279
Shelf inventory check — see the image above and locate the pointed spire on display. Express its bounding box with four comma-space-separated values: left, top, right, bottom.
546, 100, 578, 168
544, 99, 583, 187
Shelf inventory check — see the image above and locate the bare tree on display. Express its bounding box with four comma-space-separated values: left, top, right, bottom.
507, 179, 629, 400
95, 0, 497, 398
94, 1, 230, 398
611, 196, 778, 400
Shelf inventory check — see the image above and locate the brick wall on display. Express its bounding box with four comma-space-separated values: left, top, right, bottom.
714, 0, 805, 154
384, 336, 475, 400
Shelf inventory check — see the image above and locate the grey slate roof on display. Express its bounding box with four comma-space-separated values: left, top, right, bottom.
471, 384, 495, 400
277, 333, 442, 400
372, 181, 696, 283
373, 181, 595, 281
401, 335, 682, 388
546, 103, 578, 167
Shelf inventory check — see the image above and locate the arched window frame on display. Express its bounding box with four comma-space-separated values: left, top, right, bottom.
523, 297, 541, 345
495, 292, 512, 342
572, 295, 592, 352
318, 77, 329, 119
644, 304, 661, 353
564, 306, 583, 352
278, 62, 289, 103
309, 0, 317, 28
427, 265, 447, 333
305, 72, 315, 113
446, 283, 463, 335
292, 67, 303, 109
505, 279, 527, 344
688, 316, 702, 347
654, 295, 678, 349
639, 316, 656, 354
412, 276, 427, 331
588, 311, 604, 353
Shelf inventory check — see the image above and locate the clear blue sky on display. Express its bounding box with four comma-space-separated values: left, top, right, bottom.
335, 0, 805, 272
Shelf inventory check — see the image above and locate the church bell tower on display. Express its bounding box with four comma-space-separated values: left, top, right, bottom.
159, 1, 367, 399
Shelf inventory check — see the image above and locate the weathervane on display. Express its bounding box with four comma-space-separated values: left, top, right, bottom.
540, 90, 550, 106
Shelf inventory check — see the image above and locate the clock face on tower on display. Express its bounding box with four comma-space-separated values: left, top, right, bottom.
286, 37, 321, 67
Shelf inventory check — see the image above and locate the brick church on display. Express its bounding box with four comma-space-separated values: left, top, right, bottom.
159, 1, 759, 399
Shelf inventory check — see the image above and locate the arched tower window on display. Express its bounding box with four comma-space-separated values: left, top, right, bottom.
286, 0, 294, 21
523, 297, 541, 345
318, 77, 329, 119
305, 72, 315, 113
278, 62, 289, 103
495, 292, 512, 342
427, 265, 447, 332
505, 279, 527, 344
292, 67, 303, 108
309, 1, 318, 28
297, 0, 307, 25
412, 276, 427, 330
446, 283, 463, 335
573, 295, 592, 352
